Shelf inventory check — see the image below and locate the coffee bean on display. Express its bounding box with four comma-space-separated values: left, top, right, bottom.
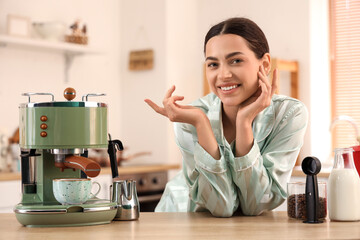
287, 193, 327, 220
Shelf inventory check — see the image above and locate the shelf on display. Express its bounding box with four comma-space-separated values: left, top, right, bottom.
0, 34, 103, 82
0, 34, 101, 55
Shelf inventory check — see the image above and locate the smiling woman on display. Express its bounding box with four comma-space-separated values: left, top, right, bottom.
145, 17, 308, 217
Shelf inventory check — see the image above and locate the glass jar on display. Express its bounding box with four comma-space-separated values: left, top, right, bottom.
287, 182, 327, 220
328, 148, 360, 221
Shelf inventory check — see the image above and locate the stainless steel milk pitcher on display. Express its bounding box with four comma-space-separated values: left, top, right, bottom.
111, 179, 140, 220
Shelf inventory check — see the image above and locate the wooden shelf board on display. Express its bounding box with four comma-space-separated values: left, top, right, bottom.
0, 34, 102, 55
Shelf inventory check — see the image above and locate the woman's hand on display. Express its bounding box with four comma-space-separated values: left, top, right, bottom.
145, 85, 206, 127
236, 66, 278, 124
146, 85, 220, 159
234, 66, 278, 157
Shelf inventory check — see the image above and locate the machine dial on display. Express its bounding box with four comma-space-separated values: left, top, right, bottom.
63, 87, 76, 101
139, 178, 146, 186
40, 115, 48, 122
152, 177, 159, 184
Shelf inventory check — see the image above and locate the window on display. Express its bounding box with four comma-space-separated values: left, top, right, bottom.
330, 0, 360, 148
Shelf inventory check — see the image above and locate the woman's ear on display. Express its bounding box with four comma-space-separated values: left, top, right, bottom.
260, 53, 271, 75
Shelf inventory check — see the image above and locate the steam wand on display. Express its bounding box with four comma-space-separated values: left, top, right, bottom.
107, 134, 123, 179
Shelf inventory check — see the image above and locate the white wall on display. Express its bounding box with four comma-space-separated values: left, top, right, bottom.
0, 0, 331, 168
0, 0, 121, 139
119, 0, 169, 165
165, 0, 202, 165
309, 0, 331, 166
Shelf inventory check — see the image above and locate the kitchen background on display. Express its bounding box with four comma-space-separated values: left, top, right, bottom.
0, 0, 331, 211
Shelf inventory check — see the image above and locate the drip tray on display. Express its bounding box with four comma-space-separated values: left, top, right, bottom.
14, 199, 117, 227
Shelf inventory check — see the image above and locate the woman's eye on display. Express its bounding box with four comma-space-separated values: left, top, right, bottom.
207, 62, 218, 68
231, 59, 243, 64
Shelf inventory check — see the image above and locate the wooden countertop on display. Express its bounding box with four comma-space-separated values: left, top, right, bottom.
0, 164, 180, 181
0, 171, 21, 181
2, 211, 360, 239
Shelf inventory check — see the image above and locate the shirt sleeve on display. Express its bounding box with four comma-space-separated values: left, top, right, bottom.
174, 123, 239, 217
228, 102, 308, 215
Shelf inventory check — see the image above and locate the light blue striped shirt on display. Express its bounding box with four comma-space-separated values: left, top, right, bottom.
155, 93, 308, 217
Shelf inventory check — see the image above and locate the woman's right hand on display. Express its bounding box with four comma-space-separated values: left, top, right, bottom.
144, 85, 205, 127
146, 85, 220, 159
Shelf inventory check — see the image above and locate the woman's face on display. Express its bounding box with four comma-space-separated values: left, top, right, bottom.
205, 34, 264, 107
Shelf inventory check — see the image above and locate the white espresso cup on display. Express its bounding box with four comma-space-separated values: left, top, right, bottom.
53, 178, 101, 205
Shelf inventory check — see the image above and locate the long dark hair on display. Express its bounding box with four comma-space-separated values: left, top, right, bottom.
204, 17, 269, 59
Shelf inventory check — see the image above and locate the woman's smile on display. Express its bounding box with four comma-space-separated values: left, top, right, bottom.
219, 84, 242, 94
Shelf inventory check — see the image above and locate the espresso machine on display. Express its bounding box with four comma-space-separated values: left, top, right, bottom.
14, 88, 123, 227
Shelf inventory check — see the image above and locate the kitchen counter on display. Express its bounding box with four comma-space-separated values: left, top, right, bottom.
0, 164, 181, 181
1, 211, 360, 239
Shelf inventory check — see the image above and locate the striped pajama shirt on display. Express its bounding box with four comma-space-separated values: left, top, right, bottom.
155, 93, 308, 217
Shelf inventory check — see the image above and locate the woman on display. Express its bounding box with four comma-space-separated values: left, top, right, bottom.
145, 17, 308, 217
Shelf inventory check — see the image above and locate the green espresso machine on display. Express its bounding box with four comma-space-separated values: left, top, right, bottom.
14, 88, 123, 227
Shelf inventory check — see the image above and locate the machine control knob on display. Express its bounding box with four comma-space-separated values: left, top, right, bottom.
40, 115, 48, 122
40, 123, 47, 129
152, 177, 158, 184
139, 179, 146, 186
64, 87, 76, 101
40, 131, 47, 137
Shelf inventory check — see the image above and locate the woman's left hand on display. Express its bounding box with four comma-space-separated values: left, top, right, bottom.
236, 66, 278, 124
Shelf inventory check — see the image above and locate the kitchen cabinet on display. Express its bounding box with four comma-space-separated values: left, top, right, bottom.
0, 34, 103, 82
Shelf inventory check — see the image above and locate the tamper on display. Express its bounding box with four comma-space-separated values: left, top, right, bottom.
301, 156, 323, 223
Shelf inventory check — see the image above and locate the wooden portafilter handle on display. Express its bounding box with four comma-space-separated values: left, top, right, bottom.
63, 155, 101, 177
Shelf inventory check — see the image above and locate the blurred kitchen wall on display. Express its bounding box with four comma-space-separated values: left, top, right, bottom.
0, 0, 331, 167
0, 0, 122, 141
119, 0, 331, 166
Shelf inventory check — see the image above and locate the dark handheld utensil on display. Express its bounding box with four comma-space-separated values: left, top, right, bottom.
107, 134, 123, 179
301, 156, 323, 223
